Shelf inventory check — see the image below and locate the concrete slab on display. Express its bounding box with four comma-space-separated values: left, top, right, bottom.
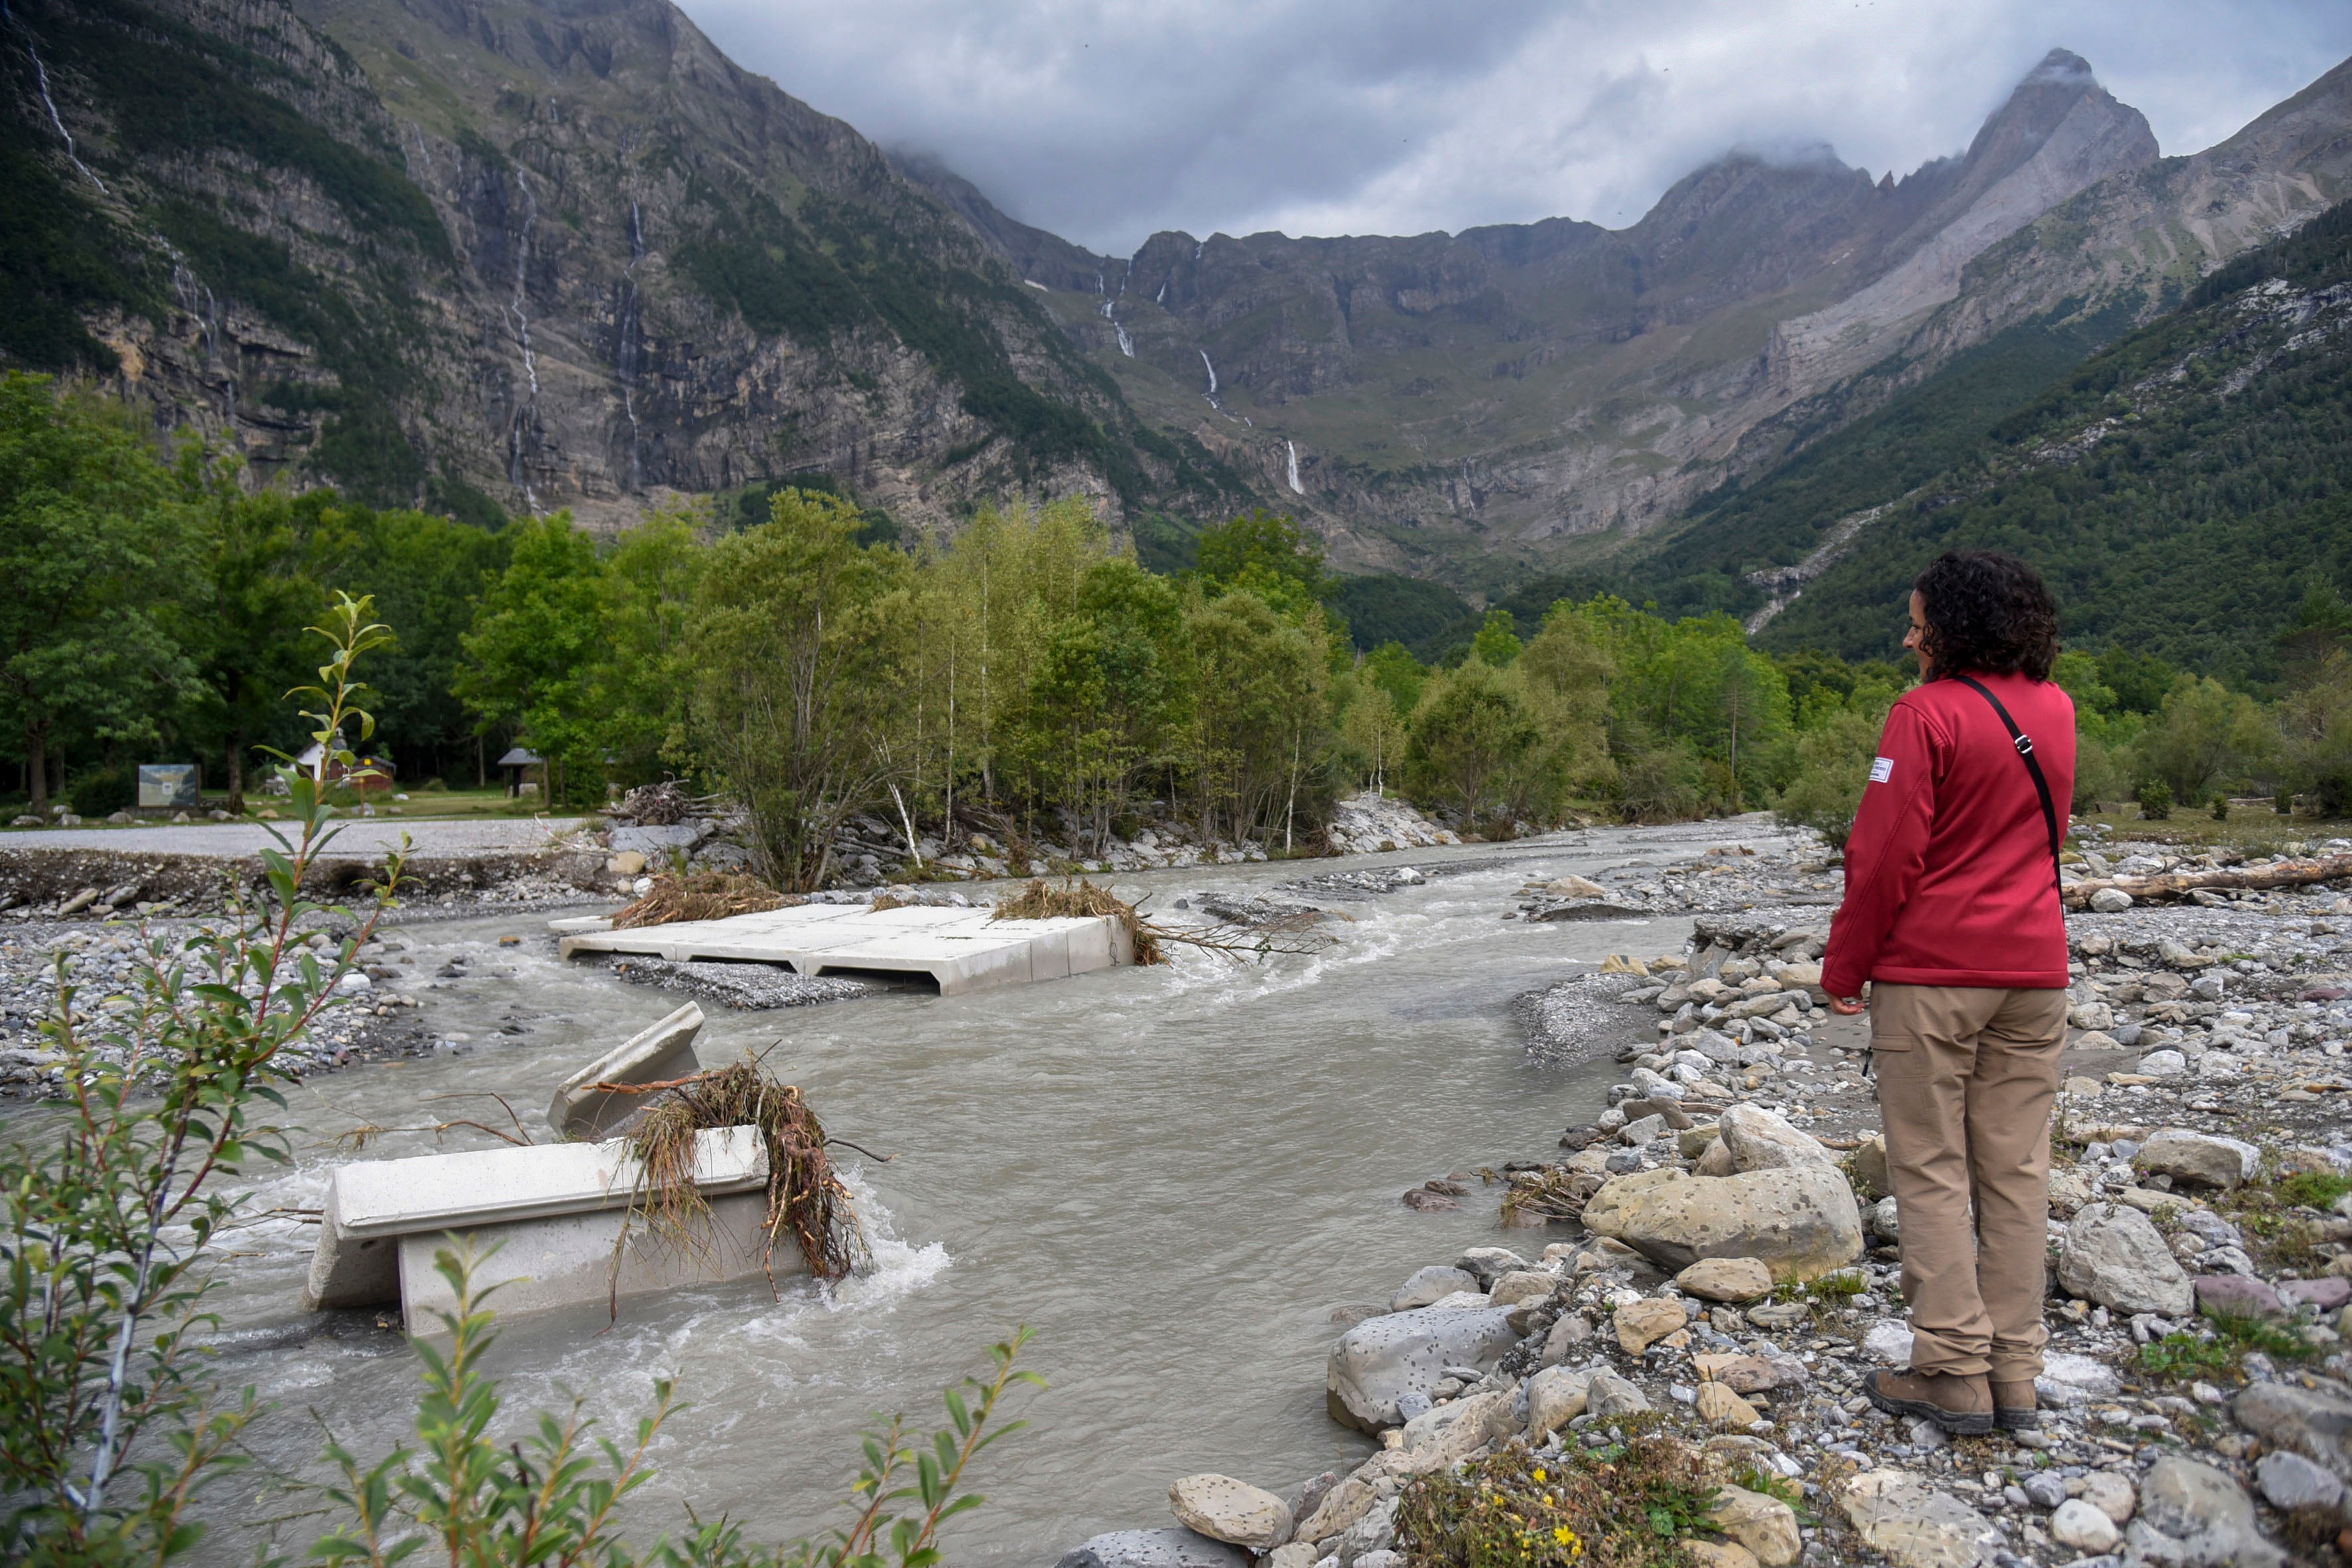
303, 1125, 772, 1317
546, 1001, 704, 1140
557, 905, 1133, 996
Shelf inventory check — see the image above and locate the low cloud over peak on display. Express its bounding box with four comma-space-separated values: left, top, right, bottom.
682, 0, 2352, 255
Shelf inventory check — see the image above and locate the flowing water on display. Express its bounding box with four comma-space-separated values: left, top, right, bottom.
86, 819, 1793, 1562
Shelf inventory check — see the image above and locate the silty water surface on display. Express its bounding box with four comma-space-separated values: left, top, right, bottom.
150, 820, 1795, 1561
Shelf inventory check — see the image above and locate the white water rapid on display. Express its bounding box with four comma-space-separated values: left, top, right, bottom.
1287, 440, 1304, 494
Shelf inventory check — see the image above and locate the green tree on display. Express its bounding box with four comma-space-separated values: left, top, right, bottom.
593, 504, 708, 785
686, 489, 907, 889
454, 512, 604, 802
184, 473, 348, 809
341, 502, 512, 785
1773, 702, 1891, 848
1403, 660, 1548, 832
1182, 588, 1331, 848
1194, 507, 1333, 619
2132, 674, 2274, 802
1470, 608, 1523, 667
2284, 651, 2352, 815
0, 372, 198, 807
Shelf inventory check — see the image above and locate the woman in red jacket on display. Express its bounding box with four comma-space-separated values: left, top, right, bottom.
1824, 550, 2075, 1436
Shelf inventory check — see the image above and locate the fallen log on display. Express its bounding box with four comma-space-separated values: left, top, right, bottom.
2062, 852, 2352, 911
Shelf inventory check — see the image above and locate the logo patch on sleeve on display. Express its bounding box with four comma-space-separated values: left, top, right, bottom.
1869, 756, 1895, 783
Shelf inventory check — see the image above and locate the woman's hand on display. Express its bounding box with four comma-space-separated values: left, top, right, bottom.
1830, 994, 1867, 1016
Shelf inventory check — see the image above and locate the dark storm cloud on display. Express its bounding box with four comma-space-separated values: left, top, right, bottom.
683, 0, 2352, 256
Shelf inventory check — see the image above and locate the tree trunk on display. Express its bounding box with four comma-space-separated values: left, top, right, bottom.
25, 723, 47, 811
2063, 853, 2352, 909
226, 732, 246, 814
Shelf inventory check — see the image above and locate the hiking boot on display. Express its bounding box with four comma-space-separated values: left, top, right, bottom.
1863, 1367, 1994, 1436
1992, 1379, 2039, 1431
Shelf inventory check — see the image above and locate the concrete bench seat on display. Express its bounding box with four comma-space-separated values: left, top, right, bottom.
303, 1125, 788, 1323
552, 904, 1132, 995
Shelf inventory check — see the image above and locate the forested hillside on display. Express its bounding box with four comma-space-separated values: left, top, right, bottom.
1629, 198, 2352, 684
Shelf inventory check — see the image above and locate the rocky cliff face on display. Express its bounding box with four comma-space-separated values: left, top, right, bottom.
7, 8, 2347, 585
1046, 50, 2197, 584
5, 0, 1229, 531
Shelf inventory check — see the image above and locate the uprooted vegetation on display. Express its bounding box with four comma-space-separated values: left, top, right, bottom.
613, 870, 796, 929
615, 1061, 868, 1286
992, 877, 1166, 965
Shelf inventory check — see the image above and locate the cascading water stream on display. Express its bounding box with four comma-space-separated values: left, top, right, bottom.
503, 169, 543, 514
617, 200, 646, 490
1200, 349, 1218, 404
7, 3, 106, 195
1287, 440, 1304, 495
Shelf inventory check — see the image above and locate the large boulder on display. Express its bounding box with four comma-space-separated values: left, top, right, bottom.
1585, 1370, 1652, 1417
1397, 1389, 1515, 1465
1717, 1104, 1837, 1172
1324, 1306, 1520, 1432
2126, 1455, 2283, 1567
2134, 1129, 2260, 1190
1579, 1166, 1863, 1282
2057, 1204, 2194, 1315
1168, 1476, 1293, 1551
2233, 1381, 2352, 1482
1056, 1529, 1251, 1568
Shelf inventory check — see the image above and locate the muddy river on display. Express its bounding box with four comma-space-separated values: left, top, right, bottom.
96, 820, 1796, 1561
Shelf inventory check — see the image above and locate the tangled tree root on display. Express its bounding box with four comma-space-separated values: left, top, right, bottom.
617, 1062, 866, 1287
613, 870, 796, 929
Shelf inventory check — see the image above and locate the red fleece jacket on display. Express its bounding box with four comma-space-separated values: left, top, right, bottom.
1822, 670, 2076, 996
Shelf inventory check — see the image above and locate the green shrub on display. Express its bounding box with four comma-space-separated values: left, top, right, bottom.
2138, 779, 2173, 820
69, 764, 136, 817
2275, 789, 2295, 816
2210, 791, 2229, 821
1395, 1429, 1718, 1568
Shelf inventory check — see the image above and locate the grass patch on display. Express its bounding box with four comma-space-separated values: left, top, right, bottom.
2274, 1170, 2352, 1211
1774, 1269, 1867, 1304
1395, 1429, 1719, 1567
2140, 1311, 2318, 1382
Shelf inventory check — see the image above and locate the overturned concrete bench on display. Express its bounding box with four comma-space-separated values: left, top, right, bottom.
551, 902, 1133, 996
546, 1000, 705, 1140
302, 1125, 788, 1323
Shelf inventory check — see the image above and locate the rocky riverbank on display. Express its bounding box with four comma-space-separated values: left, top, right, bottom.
1058, 828, 2352, 1568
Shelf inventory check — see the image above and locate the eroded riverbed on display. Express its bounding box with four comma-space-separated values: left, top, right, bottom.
46, 819, 1811, 1563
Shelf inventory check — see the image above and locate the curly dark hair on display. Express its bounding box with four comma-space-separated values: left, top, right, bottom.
1913, 550, 2060, 681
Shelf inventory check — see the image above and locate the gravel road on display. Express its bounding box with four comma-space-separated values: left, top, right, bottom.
0, 818, 591, 857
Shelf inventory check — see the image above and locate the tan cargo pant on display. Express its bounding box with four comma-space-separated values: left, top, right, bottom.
1869, 982, 2067, 1382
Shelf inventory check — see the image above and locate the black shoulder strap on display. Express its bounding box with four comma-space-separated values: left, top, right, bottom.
1953, 674, 2062, 890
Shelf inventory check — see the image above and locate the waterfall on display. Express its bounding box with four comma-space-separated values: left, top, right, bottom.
503, 169, 542, 513
10, 9, 106, 195
1194, 241, 1204, 261
1099, 299, 1114, 319
1115, 320, 1134, 357
1286, 441, 1303, 495
616, 199, 645, 491
1156, 279, 1166, 305
408, 123, 432, 172
1200, 350, 1217, 398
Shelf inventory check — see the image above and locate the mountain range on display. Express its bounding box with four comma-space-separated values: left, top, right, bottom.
5, 0, 2349, 608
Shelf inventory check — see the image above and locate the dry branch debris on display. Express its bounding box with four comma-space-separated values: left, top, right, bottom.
613, 870, 797, 929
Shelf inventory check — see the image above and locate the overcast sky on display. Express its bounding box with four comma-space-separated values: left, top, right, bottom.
684, 0, 2352, 257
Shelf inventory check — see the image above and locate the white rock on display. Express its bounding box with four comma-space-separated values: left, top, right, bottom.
1717, 1103, 1837, 1172
2135, 1129, 2260, 1190
1168, 1476, 1292, 1551
1862, 1321, 1914, 1364
2138, 1050, 2187, 1076
2255, 1449, 2344, 1512
2049, 1498, 2119, 1553
2057, 1203, 2194, 1316
1524, 1366, 1590, 1441
2078, 1470, 2136, 1524
2089, 888, 2133, 912
1389, 1265, 1479, 1312
2035, 1352, 2122, 1407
